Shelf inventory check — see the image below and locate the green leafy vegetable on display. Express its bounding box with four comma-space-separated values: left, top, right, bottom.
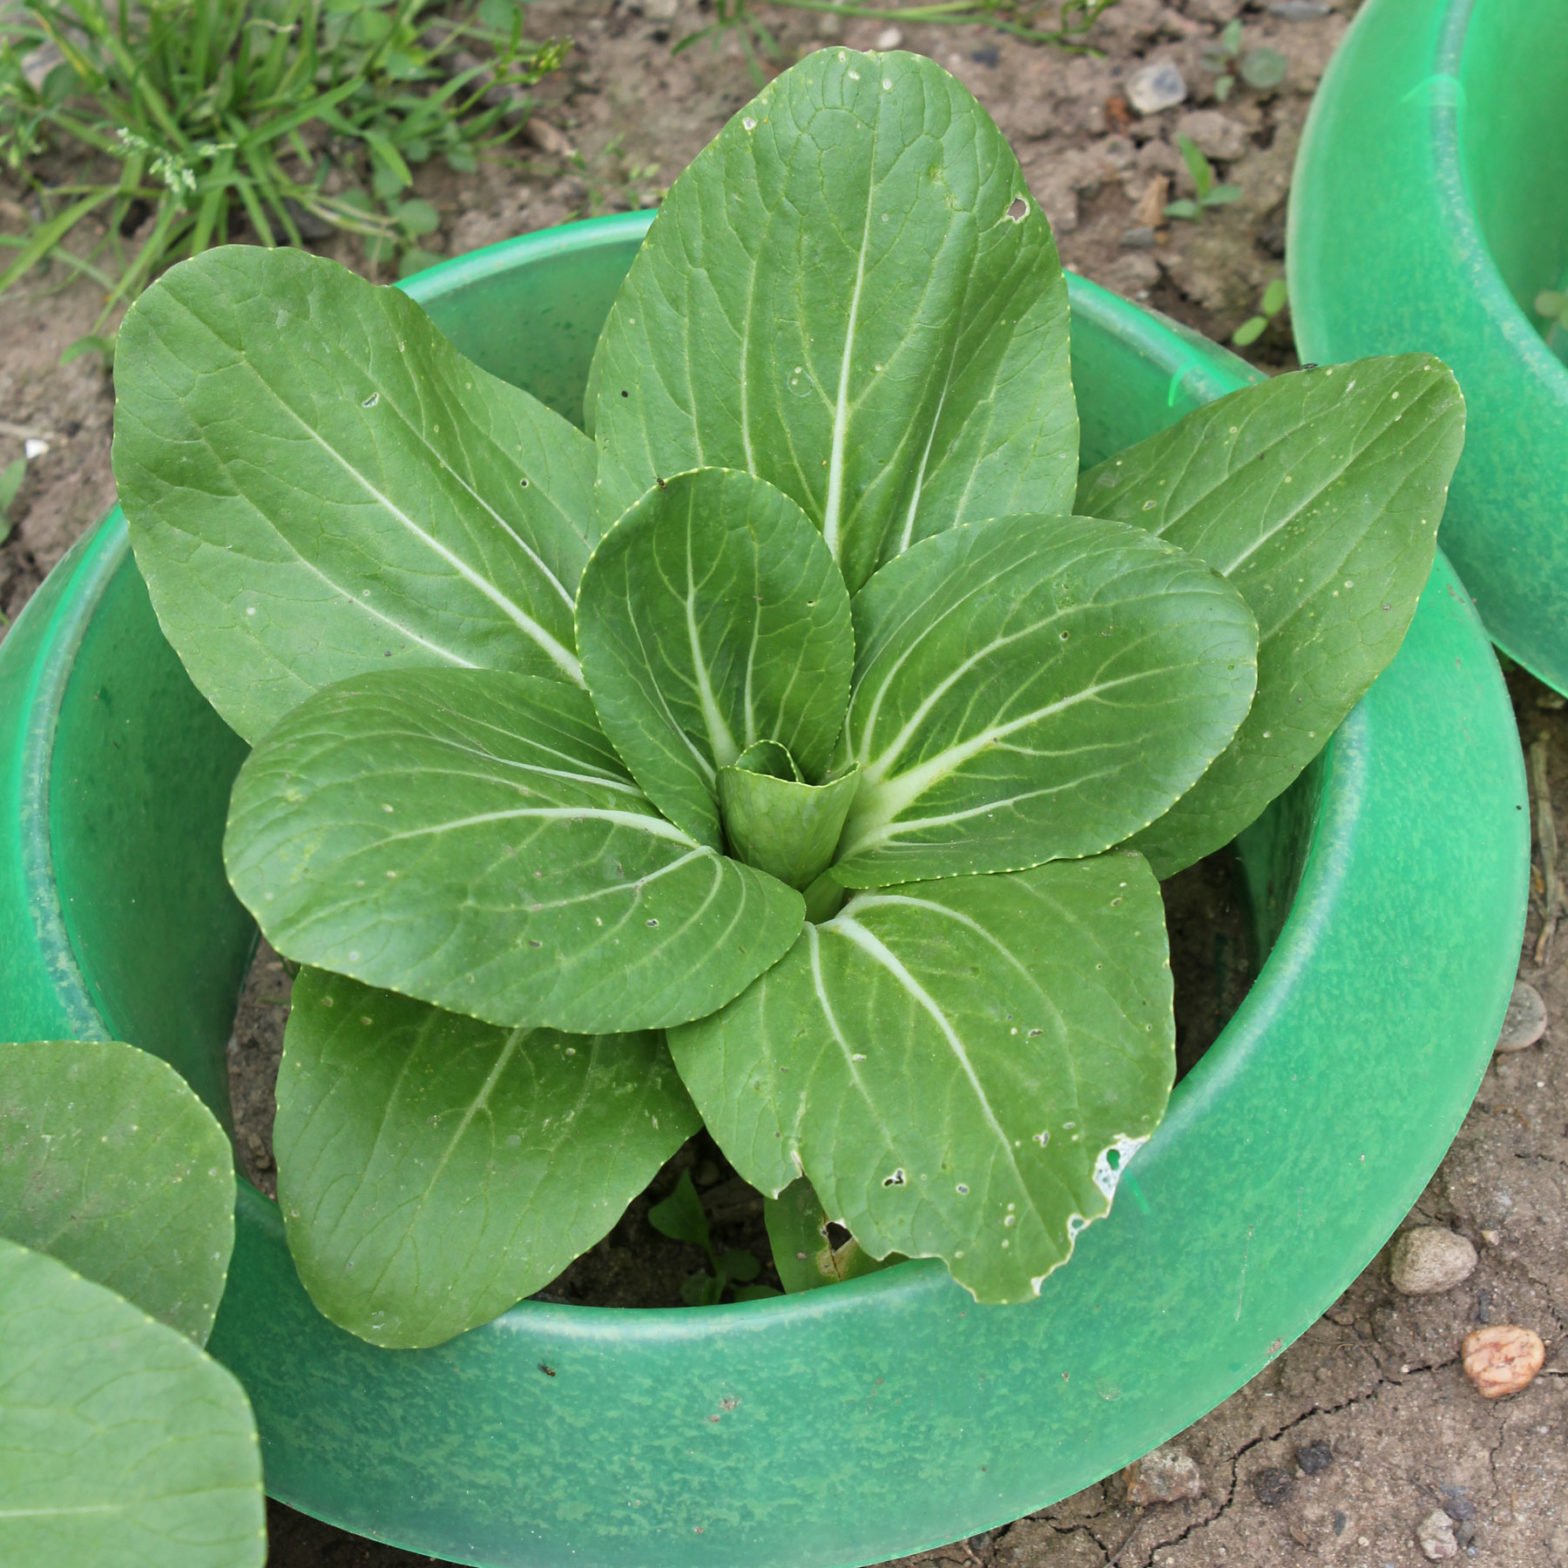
587, 48, 1078, 592
275, 970, 698, 1347
0, 1042, 264, 1565
670, 855, 1171, 1303
0, 1241, 264, 1568
576, 467, 854, 846
0, 1041, 233, 1341
1077, 355, 1460, 875
114, 246, 597, 744
224, 669, 804, 1033
112, 45, 1464, 1337
831, 513, 1258, 887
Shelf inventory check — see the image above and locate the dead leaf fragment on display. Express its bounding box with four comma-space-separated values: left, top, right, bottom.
1133, 176, 1170, 230
1461, 1324, 1545, 1399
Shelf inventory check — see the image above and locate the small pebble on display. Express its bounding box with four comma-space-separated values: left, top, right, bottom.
23, 437, 48, 460
1126, 61, 1188, 115
1296, 1440, 1333, 1476
1251, 1467, 1295, 1508
1269, 0, 1332, 15
1120, 226, 1158, 250
1461, 1323, 1546, 1398
1390, 1227, 1478, 1295
874, 25, 902, 49
1417, 1509, 1459, 1561
1122, 1444, 1203, 1505
638, 0, 679, 19
1495, 979, 1547, 1052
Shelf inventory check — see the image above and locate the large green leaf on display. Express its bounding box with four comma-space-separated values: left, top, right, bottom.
0, 1042, 234, 1343
587, 48, 1077, 593
274, 971, 697, 1348
114, 245, 597, 744
576, 468, 854, 845
225, 668, 804, 1032
0, 1238, 264, 1568
832, 515, 1259, 887
668, 854, 1173, 1304
1077, 355, 1463, 875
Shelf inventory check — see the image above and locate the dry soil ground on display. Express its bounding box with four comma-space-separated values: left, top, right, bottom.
2, 3, 1564, 1566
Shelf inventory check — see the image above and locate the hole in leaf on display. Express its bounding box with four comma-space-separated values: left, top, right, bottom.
824, 1221, 852, 1249
1006, 196, 1028, 221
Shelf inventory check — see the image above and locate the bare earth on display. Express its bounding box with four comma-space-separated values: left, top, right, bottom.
2, 3, 1564, 1565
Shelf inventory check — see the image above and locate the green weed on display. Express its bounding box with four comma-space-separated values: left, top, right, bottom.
1233, 274, 1287, 348
1200, 16, 1286, 102
0, 0, 568, 323
647, 1170, 776, 1306
1165, 133, 1240, 222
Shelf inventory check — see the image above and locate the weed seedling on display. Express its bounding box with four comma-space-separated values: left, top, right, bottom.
648, 1171, 776, 1306
1201, 17, 1287, 101
1233, 275, 1288, 348
1165, 134, 1241, 221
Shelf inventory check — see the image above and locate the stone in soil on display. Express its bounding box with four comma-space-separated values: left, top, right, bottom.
1295, 1439, 1333, 1476
1417, 1508, 1459, 1561
1461, 1323, 1547, 1398
1250, 1466, 1295, 1507
1125, 60, 1187, 115
1496, 978, 1548, 1051
1389, 1226, 1479, 1295
1122, 1444, 1203, 1505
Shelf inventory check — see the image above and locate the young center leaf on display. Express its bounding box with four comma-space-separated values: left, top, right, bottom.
114, 245, 597, 744
668, 854, 1173, 1304
0, 1239, 264, 1568
588, 48, 1078, 592
831, 514, 1259, 888
719, 745, 862, 890
224, 669, 804, 1033
0, 1041, 234, 1343
274, 971, 698, 1349
1077, 355, 1464, 875
576, 468, 854, 846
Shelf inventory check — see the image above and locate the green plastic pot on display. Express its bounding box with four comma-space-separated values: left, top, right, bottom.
0, 214, 1527, 1567
1289, 0, 1568, 693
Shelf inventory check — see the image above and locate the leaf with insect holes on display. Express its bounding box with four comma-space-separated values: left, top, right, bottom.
668, 854, 1173, 1304
274, 970, 697, 1348
588, 48, 1077, 592
224, 669, 804, 1032
0, 1042, 234, 1343
113, 245, 597, 744
0, 1239, 264, 1568
1077, 354, 1463, 875
831, 513, 1258, 888
576, 468, 854, 848
764, 1178, 901, 1293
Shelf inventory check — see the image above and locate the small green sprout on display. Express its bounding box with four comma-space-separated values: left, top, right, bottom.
1233, 276, 1289, 348
1166, 134, 1241, 222
648, 1171, 777, 1306
1201, 17, 1287, 101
